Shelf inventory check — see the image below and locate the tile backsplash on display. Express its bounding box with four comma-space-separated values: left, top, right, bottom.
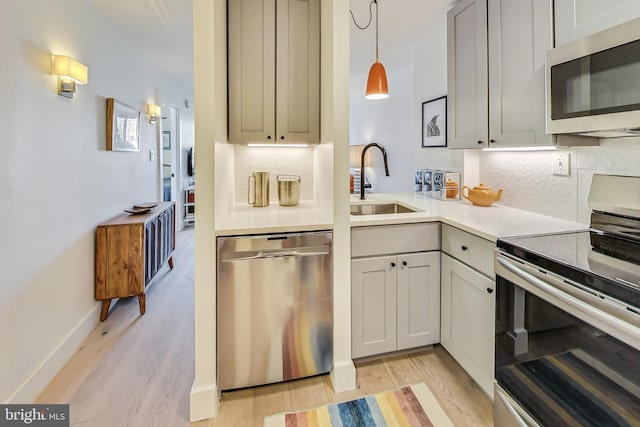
234, 145, 314, 203
479, 138, 640, 223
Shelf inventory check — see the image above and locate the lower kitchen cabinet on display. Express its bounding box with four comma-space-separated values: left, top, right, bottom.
352, 251, 441, 359
441, 252, 495, 396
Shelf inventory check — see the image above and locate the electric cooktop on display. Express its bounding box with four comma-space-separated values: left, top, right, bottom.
497, 210, 640, 311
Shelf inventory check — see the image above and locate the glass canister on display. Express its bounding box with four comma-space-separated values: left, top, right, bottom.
433, 171, 461, 200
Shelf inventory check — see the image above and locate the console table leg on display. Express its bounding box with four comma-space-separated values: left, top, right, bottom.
100, 300, 112, 321
168, 256, 174, 270
138, 294, 146, 316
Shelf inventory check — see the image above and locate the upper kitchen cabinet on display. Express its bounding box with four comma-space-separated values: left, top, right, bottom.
447, 0, 488, 149
555, 0, 640, 47
228, 0, 320, 144
447, 0, 554, 148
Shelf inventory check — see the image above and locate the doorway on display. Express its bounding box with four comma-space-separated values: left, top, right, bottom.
161, 104, 180, 204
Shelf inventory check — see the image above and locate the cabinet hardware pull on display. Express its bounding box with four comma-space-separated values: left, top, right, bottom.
280, 136, 285, 140
391, 262, 396, 267
490, 139, 496, 143
487, 288, 494, 294
267, 135, 272, 140
461, 245, 468, 251
402, 261, 407, 266
477, 140, 483, 145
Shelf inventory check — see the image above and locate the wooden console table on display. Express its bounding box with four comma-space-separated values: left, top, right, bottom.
95, 202, 176, 321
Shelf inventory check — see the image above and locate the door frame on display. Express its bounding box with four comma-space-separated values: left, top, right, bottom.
157, 101, 184, 229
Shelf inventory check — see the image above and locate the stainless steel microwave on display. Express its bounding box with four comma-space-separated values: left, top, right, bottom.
546, 17, 640, 138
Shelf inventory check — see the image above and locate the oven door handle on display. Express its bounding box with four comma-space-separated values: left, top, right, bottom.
496, 256, 640, 347
495, 385, 539, 426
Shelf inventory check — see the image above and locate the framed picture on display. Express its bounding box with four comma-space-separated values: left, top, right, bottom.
162, 131, 171, 150
106, 98, 140, 151
422, 95, 447, 148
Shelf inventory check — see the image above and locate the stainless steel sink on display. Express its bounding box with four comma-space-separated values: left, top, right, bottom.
350, 202, 419, 215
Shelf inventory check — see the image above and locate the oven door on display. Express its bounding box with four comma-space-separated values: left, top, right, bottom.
494, 252, 640, 427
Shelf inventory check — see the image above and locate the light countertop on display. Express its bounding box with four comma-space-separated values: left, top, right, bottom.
215, 193, 588, 240
350, 193, 588, 241
215, 200, 333, 236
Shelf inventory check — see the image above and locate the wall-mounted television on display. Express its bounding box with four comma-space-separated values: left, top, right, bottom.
187, 146, 195, 177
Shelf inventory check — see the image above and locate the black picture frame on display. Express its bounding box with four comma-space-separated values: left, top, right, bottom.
422, 95, 447, 148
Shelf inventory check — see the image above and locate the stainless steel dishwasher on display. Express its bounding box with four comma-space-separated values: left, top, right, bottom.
217, 231, 333, 391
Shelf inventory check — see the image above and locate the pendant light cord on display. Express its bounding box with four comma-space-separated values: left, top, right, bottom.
349, 0, 375, 30
349, 0, 380, 62
375, 0, 379, 62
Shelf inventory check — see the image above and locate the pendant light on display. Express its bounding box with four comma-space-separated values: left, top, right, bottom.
366, 0, 388, 99
351, 0, 389, 100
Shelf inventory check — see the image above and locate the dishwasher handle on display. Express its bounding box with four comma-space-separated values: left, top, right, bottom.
221, 245, 330, 262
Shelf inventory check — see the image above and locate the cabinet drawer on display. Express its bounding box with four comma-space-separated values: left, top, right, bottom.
351, 223, 440, 258
442, 224, 494, 277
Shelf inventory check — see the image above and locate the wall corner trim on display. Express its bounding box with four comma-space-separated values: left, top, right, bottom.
190, 382, 220, 422
330, 359, 357, 393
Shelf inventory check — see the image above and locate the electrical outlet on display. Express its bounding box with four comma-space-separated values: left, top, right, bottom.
451, 152, 461, 167
552, 152, 570, 176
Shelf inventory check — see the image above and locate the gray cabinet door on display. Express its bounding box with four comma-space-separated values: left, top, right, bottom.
555, 0, 640, 47
488, 0, 554, 147
396, 252, 441, 350
447, 0, 488, 149
228, 0, 320, 144
351, 256, 397, 358
440, 253, 495, 397
275, 0, 320, 144
448, 0, 554, 148
228, 0, 276, 143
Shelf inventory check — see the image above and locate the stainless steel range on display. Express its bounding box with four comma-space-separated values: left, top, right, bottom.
494, 175, 640, 427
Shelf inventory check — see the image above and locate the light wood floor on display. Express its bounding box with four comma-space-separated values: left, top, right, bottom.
38, 227, 493, 426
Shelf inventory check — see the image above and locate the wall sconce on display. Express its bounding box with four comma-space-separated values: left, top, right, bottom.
51, 55, 88, 98
147, 104, 161, 124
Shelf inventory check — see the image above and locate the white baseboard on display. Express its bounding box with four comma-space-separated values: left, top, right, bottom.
190, 382, 219, 422
9, 303, 100, 403
330, 359, 357, 393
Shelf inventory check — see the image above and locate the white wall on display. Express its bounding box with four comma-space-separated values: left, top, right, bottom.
349, 0, 460, 194
0, 0, 193, 402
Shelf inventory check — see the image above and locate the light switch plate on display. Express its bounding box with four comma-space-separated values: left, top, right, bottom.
553, 152, 570, 176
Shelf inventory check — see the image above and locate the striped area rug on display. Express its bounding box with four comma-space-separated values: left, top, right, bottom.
263, 383, 453, 427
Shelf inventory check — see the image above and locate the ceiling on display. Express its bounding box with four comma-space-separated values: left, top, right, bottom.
88, 0, 456, 88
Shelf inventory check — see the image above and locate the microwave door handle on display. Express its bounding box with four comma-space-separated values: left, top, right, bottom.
496, 257, 640, 349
